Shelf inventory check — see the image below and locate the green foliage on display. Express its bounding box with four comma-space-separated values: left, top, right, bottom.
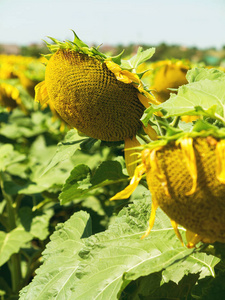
121, 47, 155, 70
19, 198, 220, 300
19, 211, 92, 300
0, 227, 33, 266
142, 68, 225, 126
59, 160, 128, 205
41, 129, 89, 175
1, 59, 225, 300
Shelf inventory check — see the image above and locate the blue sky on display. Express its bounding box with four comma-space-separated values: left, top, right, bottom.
1, 0, 225, 49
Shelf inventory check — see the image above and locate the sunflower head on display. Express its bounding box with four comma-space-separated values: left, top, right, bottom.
149, 60, 190, 102
35, 31, 158, 142
111, 131, 225, 248
0, 82, 22, 111
146, 136, 225, 245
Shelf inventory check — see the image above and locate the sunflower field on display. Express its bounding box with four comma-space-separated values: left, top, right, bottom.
1, 32, 225, 300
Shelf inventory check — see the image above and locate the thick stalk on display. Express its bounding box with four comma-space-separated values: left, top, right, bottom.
154, 115, 166, 136
170, 116, 181, 128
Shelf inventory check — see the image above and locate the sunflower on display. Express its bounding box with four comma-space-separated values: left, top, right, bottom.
0, 82, 25, 112
35, 31, 160, 175
148, 59, 190, 103
111, 130, 225, 248
0, 54, 19, 80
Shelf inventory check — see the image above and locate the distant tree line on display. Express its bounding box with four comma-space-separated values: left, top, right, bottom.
1, 42, 225, 66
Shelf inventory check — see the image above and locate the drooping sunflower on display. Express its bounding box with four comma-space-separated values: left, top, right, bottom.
111, 130, 225, 248
35, 31, 160, 175
148, 59, 190, 103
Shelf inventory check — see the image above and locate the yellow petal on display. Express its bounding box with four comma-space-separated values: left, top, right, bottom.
120, 70, 140, 84
110, 163, 146, 201
105, 60, 140, 84
34, 81, 49, 105
170, 219, 184, 246
178, 137, 197, 195
116, 72, 133, 84
216, 139, 225, 184
181, 115, 200, 123
142, 124, 158, 141
137, 90, 161, 106
137, 93, 151, 108
124, 136, 141, 176
105, 60, 122, 74
141, 195, 158, 239
149, 148, 170, 197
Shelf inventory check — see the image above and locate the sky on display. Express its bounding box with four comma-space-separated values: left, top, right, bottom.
0, 0, 225, 49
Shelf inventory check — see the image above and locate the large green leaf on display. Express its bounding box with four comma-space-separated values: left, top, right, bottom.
0, 144, 26, 171
0, 227, 33, 266
186, 67, 225, 83
42, 129, 89, 175
59, 161, 128, 205
17, 135, 76, 195
19, 197, 220, 300
143, 68, 225, 125
19, 211, 91, 300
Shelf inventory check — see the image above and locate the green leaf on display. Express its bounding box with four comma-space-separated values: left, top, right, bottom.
121, 47, 155, 70
20, 198, 220, 300
42, 129, 88, 175
0, 227, 33, 266
59, 164, 92, 204
145, 68, 225, 125
161, 80, 225, 118
160, 251, 220, 284
122, 272, 199, 300
187, 67, 225, 83
19, 211, 91, 300
18, 207, 54, 240
91, 160, 127, 185
192, 119, 219, 132
0, 144, 26, 171
59, 161, 128, 205
17, 135, 75, 195
141, 105, 162, 126
0, 110, 51, 139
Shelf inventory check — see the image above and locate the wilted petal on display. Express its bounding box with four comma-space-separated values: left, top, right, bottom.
178, 137, 197, 195
110, 163, 146, 200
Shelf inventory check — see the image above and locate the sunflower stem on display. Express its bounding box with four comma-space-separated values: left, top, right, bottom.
170, 116, 181, 128
0, 172, 22, 293
214, 113, 225, 126
154, 116, 166, 136
137, 133, 151, 144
